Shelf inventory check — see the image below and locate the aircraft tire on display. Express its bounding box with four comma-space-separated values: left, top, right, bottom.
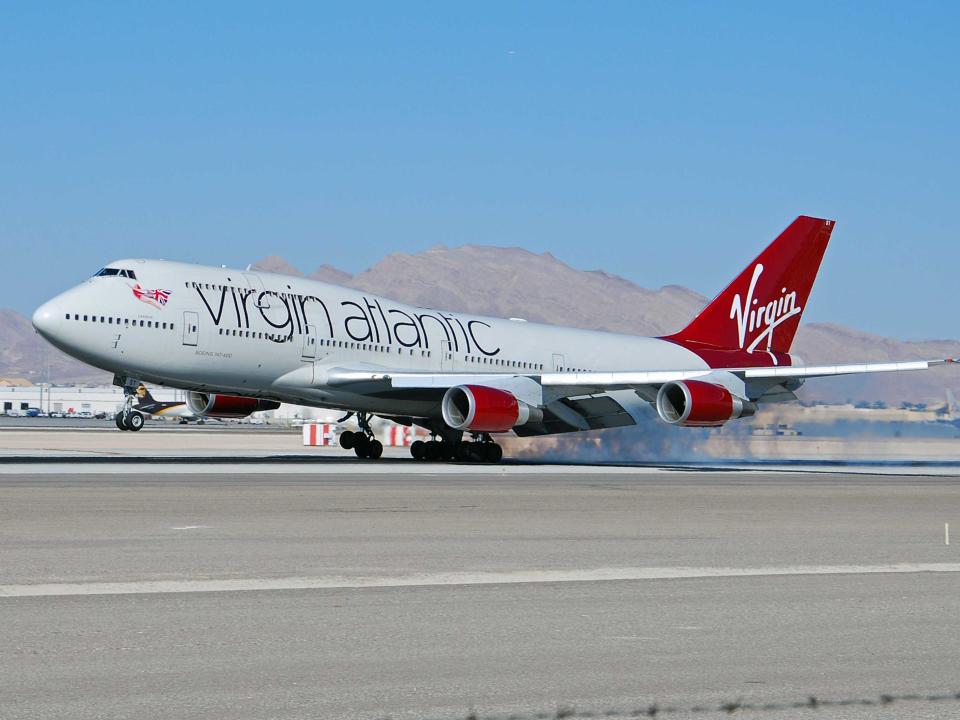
424, 440, 441, 461
353, 434, 370, 458
367, 440, 383, 459
127, 412, 145, 431
483, 443, 503, 463
115, 413, 129, 431
455, 441, 472, 461
410, 440, 426, 460
339, 430, 356, 450
438, 442, 455, 461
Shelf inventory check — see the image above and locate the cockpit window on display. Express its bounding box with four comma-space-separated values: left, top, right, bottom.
93, 268, 137, 279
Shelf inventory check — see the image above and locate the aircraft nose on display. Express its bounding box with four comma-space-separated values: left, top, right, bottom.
32, 300, 60, 339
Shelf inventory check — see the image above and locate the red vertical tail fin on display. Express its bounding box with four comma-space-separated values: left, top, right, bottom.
663, 216, 834, 354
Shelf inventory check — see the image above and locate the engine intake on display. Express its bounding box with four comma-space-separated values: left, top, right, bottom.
442, 385, 542, 433
655, 380, 755, 427
186, 392, 281, 419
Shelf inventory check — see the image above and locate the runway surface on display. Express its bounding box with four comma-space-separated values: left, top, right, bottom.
2, 467, 959, 719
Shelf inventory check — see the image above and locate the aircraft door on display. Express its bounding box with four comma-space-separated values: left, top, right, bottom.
244, 273, 270, 309
301, 324, 317, 361
182, 311, 199, 346
552, 353, 565, 372
441, 339, 454, 370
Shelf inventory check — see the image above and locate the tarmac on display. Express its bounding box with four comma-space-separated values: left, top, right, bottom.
1, 423, 959, 719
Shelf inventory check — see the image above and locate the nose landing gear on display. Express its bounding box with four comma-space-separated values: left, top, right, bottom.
115, 385, 145, 431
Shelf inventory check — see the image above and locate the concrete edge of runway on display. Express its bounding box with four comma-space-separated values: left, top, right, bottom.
2, 455, 960, 475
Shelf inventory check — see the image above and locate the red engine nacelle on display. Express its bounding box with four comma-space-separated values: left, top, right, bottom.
186, 392, 281, 419
441, 385, 542, 433
655, 380, 755, 427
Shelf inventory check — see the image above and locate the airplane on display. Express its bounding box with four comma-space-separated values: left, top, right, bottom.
31, 216, 957, 462
115, 384, 205, 431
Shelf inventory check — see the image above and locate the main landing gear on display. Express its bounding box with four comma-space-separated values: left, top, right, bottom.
409, 432, 503, 464
338, 413, 383, 459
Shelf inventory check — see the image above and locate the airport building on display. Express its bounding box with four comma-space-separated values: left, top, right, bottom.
0, 384, 341, 422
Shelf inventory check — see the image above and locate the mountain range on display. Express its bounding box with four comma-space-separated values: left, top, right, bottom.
3, 246, 957, 404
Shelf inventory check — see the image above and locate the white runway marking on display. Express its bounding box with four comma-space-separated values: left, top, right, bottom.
2, 563, 959, 598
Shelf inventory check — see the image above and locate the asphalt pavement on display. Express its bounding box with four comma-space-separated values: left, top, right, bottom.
1, 469, 959, 719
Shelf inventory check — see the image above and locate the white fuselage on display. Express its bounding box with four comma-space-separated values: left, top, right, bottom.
32, 259, 710, 419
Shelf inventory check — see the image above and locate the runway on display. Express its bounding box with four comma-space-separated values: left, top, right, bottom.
2, 465, 959, 719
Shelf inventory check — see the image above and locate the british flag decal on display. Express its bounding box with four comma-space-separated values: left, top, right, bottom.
131, 283, 172, 309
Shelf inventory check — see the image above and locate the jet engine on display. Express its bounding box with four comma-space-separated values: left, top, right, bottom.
442, 385, 543, 433
655, 380, 755, 427
186, 392, 281, 419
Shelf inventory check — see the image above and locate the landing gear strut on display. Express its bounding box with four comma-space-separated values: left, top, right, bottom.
114, 384, 145, 432
339, 412, 383, 459
410, 431, 503, 464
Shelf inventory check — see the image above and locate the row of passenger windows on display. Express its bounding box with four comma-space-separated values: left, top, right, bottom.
66, 313, 174, 330
186, 280, 295, 296
218, 328, 293, 343
460, 355, 543, 370
318, 337, 432, 357
217, 330, 436, 358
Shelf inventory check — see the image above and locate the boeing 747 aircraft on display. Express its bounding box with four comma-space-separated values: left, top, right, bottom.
32, 216, 956, 462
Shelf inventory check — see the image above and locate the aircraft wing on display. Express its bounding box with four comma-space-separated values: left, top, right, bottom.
329, 357, 957, 390
324, 357, 958, 435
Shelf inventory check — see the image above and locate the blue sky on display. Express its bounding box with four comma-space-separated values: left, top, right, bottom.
2, 2, 957, 339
